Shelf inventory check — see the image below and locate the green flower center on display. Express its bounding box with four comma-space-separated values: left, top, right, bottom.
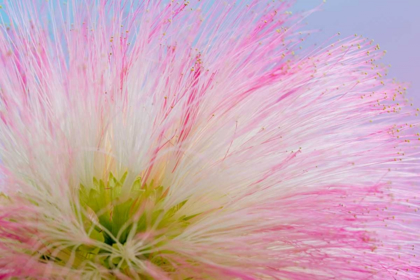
38, 172, 199, 275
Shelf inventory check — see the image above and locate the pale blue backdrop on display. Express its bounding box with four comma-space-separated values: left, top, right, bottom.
292, 0, 420, 107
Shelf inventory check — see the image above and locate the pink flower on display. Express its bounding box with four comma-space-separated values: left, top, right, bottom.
0, 0, 418, 279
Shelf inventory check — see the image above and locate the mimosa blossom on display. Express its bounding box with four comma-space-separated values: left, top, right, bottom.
0, 1, 419, 279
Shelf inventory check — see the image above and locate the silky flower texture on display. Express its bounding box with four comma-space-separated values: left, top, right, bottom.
0, 0, 419, 279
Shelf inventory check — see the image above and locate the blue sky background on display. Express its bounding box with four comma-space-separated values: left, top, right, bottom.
291, 0, 420, 107
1, 0, 419, 106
